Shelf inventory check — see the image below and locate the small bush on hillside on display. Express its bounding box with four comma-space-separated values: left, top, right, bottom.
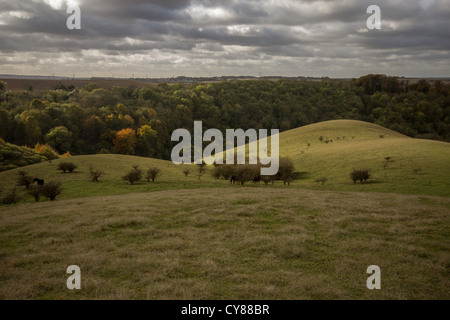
89, 167, 104, 182
214, 164, 234, 180
2, 189, 20, 205
183, 169, 190, 177
17, 171, 34, 190
57, 162, 77, 173
235, 164, 260, 185
41, 181, 62, 201
122, 166, 142, 185
261, 175, 275, 185
197, 162, 207, 181
278, 157, 296, 185
315, 177, 328, 185
28, 185, 42, 202
146, 167, 161, 182
350, 169, 370, 184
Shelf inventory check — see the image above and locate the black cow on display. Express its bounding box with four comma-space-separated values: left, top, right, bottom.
230, 175, 239, 184
252, 176, 261, 184
33, 178, 45, 186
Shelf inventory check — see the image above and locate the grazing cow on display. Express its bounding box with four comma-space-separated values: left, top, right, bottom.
230, 175, 239, 184
252, 176, 261, 184
33, 178, 44, 186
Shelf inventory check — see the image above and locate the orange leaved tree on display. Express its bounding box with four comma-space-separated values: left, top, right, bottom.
113, 128, 137, 155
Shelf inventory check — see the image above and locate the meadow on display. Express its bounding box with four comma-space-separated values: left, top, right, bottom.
1, 188, 449, 299
0, 120, 449, 299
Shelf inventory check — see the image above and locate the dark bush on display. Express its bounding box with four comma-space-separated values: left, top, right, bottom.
122, 166, 142, 185
315, 177, 328, 185
2, 189, 20, 205
28, 185, 42, 202
146, 167, 161, 182
351, 169, 370, 184
57, 162, 77, 173
17, 171, 34, 190
261, 175, 275, 185
278, 157, 296, 185
214, 164, 234, 180
212, 166, 221, 179
197, 162, 207, 181
41, 181, 62, 201
183, 169, 190, 177
235, 164, 260, 185
89, 167, 104, 182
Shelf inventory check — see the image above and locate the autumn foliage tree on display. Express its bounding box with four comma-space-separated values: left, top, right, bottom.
113, 128, 137, 155
136, 125, 157, 157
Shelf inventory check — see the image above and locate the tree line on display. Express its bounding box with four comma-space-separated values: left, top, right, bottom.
0, 75, 448, 162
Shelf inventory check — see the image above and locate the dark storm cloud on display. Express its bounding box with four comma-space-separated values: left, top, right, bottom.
0, 0, 449, 77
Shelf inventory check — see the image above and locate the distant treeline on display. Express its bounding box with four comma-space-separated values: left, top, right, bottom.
0, 74, 448, 160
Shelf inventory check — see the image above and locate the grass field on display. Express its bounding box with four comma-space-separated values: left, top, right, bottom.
0, 188, 449, 299
0, 120, 449, 299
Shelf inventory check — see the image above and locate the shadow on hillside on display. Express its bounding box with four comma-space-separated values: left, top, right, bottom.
355, 179, 384, 185
293, 171, 310, 180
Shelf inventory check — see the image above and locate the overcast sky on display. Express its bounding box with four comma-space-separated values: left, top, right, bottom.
0, 0, 449, 78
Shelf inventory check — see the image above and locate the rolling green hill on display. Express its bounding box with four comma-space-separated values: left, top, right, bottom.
0, 119, 449, 204
278, 120, 450, 197
0, 154, 221, 202
1, 120, 449, 300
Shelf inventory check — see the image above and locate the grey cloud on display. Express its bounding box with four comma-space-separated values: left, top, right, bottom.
0, 0, 449, 77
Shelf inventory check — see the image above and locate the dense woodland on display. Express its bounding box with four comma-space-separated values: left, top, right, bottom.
0, 75, 449, 164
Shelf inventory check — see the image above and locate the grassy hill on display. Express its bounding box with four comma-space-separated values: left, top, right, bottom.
0, 119, 449, 204
0, 154, 223, 203
0, 120, 449, 299
279, 120, 450, 197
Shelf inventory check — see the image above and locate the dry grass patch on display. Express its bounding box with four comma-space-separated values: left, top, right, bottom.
0, 188, 449, 299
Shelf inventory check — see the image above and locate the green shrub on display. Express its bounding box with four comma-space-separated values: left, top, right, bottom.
315, 177, 328, 185
351, 169, 370, 184
41, 181, 62, 201
28, 185, 42, 202
122, 166, 142, 185
89, 167, 104, 182
146, 167, 161, 182
16, 171, 34, 190
2, 189, 20, 205
57, 162, 77, 173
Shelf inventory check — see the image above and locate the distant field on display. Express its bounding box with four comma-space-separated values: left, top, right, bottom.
0, 78, 155, 91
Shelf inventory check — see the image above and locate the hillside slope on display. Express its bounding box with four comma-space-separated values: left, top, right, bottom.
0, 120, 449, 202
278, 120, 450, 196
